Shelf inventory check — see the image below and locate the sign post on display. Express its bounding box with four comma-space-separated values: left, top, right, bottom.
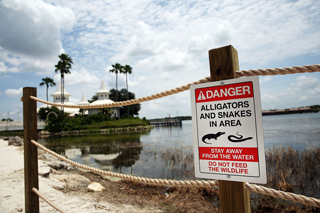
190, 45, 266, 213
23, 87, 39, 213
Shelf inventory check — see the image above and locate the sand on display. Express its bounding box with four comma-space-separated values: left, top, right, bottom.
0, 139, 156, 213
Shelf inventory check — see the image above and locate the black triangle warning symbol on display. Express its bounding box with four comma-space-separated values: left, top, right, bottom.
197, 91, 206, 100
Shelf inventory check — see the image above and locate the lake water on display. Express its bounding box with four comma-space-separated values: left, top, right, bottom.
39, 113, 320, 180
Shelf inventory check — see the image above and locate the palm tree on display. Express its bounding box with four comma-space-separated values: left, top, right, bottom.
55, 53, 73, 114
109, 63, 123, 103
39, 77, 56, 107
122, 65, 132, 114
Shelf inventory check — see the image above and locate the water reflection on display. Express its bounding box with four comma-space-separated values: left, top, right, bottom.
39, 133, 144, 173
38, 114, 320, 180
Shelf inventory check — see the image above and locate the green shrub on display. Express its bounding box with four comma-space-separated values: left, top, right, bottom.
44, 114, 149, 133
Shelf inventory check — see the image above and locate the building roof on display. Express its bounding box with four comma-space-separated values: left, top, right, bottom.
79, 93, 89, 105
89, 81, 117, 109
96, 80, 110, 95
51, 82, 71, 97
90, 99, 114, 106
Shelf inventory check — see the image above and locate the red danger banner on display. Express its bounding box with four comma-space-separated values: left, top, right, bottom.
195, 81, 253, 103
199, 147, 258, 162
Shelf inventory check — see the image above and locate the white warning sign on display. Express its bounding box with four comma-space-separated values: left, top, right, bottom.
190, 76, 267, 184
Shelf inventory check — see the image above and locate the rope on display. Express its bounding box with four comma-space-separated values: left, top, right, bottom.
31, 140, 320, 208
32, 187, 68, 213
29, 64, 320, 109
236, 64, 320, 77
245, 183, 320, 208
31, 140, 218, 188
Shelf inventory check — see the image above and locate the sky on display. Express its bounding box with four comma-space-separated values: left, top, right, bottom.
0, 0, 319, 121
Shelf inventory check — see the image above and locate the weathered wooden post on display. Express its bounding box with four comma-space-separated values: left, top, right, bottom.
208, 45, 251, 213
23, 87, 39, 213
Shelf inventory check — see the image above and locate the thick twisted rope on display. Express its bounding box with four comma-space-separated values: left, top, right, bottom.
32, 187, 68, 213
31, 140, 320, 207
31, 140, 218, 188
236, 64, 320, 77
245, 183, 320, 208
29, 64, 320, 109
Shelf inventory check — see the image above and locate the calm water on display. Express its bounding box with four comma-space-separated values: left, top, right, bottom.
39, 113, 320, 179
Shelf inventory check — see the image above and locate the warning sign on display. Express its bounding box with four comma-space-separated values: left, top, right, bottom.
190, 76, 266, 184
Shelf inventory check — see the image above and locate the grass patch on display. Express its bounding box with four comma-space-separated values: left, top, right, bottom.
0, 131, 24, 137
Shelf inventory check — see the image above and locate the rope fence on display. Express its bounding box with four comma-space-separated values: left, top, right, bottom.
31, 140, 219, 188
23, 63, 320, 212
32, 187, 67, 213
31, 139, 320, 208
29, 64, 320, 109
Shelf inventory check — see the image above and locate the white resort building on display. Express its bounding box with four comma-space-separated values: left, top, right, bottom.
37, 81, 119, 118
87, 81, 120, 118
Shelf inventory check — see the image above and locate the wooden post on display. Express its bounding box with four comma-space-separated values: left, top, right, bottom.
23, 87, 39, 213
208, 45, 251, 213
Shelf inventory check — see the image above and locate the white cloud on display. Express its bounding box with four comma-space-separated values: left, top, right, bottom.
259, 76, 274, 84
0, 0, 76, 74
0, 62, 7, 73
161, 72, 170, 81
69, 97, 80, 104
291, 75, 319, 92
261, 93, 280, 104
299, 96, 308, 101
261, 75, 320, 110
54, 68, 100, 87
4, 87, 22, 97
8, 67, 19, 73
0, 0, 75, 58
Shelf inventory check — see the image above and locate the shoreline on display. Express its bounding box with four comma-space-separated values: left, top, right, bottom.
0, 125, 154, 138
0, 139, 158, 213
41, 125, 154, 137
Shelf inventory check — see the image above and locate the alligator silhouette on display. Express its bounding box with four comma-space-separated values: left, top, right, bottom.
228, 132, 253, 143
202, 132, 225, 144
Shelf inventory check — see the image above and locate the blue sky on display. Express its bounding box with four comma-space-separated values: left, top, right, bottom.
0, 0, 319, 120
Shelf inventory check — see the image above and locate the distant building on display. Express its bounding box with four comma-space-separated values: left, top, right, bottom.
78, 93, 89, 105
37, 82, 78, 116
88, 81, 119, 118
37, 81, 119, 118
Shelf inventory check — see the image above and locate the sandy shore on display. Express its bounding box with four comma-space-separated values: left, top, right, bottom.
0, 139, 157, 213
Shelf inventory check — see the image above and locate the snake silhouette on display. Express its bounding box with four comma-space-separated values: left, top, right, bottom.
228, 132, 252, 143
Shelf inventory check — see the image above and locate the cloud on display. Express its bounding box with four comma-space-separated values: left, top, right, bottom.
54, 68, 100, 87
0, 0, 76, 74
261, 93, 280, 104
0, 62, 7, 73
291, 75, 319, 92
299, 95, 308, 101
0, 0, 75, 58
259, 76, 274, 84
261, 75, 320, 110
69, 97, 80, 104
4, 87, 22, 97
